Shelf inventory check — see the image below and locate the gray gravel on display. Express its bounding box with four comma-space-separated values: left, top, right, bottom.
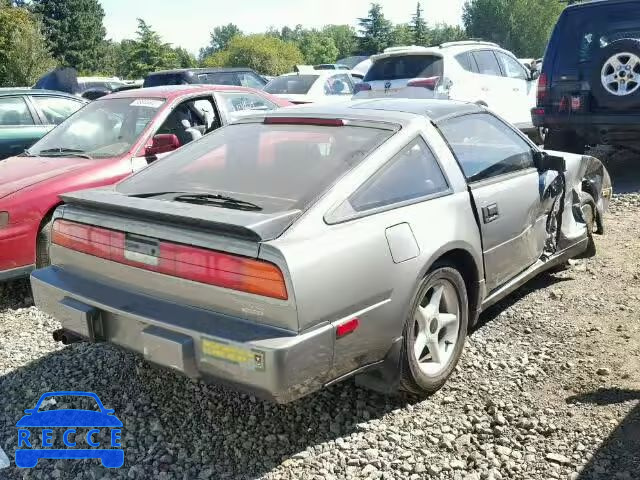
0, 194, 639, 480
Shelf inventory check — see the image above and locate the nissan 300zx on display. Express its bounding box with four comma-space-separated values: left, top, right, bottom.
30, 99, 611, 403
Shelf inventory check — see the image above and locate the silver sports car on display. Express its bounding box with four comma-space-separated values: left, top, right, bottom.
30, 99, 611, 403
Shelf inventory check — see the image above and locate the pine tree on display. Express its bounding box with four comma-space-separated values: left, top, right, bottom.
411, 2, 429, 46
358, 3, 393, 55
31, 0, 106, 72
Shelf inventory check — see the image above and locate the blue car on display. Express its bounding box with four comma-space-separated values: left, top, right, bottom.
15, 391, 123, 468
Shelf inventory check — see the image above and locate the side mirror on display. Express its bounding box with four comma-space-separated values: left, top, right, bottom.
145, 134, 180, 157
534, 151, 566, 172
24, 409, 36, 415
530, 69, 540, 81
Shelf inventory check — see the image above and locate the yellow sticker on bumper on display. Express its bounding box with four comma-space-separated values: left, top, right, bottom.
201, 338, 265, 371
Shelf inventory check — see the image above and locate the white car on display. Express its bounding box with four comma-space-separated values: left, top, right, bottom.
354, 42, 541, 140
264, 70, 355, 104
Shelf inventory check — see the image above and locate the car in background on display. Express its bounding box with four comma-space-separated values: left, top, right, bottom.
0, 89, 86, 160
264, 70, 355, 104
533, 0, 640, 154
143, 68, 268, 90
314, 64, 351, 70
0, 85, 290, 282
77, 76, 126, 93
31, 99, 610, 404
354, 42, 542, 142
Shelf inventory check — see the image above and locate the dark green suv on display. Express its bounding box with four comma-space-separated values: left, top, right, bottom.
0, 89, 86, 160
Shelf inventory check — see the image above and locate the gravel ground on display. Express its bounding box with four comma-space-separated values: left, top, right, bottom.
0, 192, 639, 480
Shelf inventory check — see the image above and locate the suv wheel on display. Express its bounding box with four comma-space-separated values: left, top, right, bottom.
591, 39, 640, 110
544, 129, 584, 154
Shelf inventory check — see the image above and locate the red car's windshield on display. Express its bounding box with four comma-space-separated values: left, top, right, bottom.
30, 97, 164, 159
117, 122, 394, 212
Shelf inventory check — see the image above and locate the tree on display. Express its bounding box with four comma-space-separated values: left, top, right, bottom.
0, 7, 56, 86
322, 25, 357, 60
123, 19, 181, 78
203, 34, 303, 75
463, 0, 564, 57
358, 3, 393, 55
298, 30, 339, 65
391, 24, 414, 47
411, 2, 429, 46
429, 24, 467, 46
174, 47, 197, 68
31, 0, 106, 72
199, 23, 242, 59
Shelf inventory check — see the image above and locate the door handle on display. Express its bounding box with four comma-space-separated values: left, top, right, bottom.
481, 87, 489, 92
513, 88, 520, 92
482, 203, 500, 223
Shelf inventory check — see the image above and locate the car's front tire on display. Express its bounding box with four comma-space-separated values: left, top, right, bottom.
400, 266, 468, 396
36, 219, 53, 268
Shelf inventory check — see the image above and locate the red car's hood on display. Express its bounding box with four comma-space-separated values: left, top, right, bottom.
0, 155, 95, 199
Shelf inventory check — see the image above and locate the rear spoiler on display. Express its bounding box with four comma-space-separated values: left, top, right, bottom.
60, 189, 301, 242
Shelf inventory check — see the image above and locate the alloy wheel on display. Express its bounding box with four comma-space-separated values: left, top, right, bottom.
412, 279, 461, 376
601, 52, 640, 96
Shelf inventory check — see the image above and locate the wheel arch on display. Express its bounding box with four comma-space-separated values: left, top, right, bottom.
426, 247, 482, 328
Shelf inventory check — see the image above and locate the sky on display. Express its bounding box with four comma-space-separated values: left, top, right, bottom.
102, 0, 466, 54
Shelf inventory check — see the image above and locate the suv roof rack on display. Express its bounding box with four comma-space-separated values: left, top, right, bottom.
439, 40, 500, 49
382, 45, 430, 54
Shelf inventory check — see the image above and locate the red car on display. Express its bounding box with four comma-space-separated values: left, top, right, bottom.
0, 85, 291, 282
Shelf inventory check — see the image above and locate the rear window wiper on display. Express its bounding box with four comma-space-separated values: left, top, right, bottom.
128, 191, 262, 211
37, 148, 93, 160
173, 193, 263, 211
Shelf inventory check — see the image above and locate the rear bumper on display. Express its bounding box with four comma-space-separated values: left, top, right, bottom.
532, 110, 640, 129
30, 266, 334, 403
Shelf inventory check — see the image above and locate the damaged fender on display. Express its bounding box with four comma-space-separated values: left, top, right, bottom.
544, 150, 612, 253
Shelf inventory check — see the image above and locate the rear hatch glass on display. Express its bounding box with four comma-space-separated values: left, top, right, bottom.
553, 3, 640, 73
143, 73, 186, 87
364, 55, 443, 82
264, 75, 318, 95
117, 122, 394, 213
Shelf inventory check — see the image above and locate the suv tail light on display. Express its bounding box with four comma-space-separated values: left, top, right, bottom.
52, 219, 288, 300
407, 76, 440, 90
354, 82, 372, 94
537, 72, 548, 106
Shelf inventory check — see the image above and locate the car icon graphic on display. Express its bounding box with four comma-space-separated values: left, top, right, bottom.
15, 391, 123, 468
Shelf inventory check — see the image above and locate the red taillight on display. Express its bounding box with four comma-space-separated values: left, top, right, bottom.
407, 76, 440, 90
537, 72, 548, 106
336, 318, 359, 337
354, 82, 372, 94
264, 117, 344, 127
52, 219, 288, 300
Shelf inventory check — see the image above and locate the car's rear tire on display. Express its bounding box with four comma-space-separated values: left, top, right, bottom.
400, 266, 468, 396
544, 129, 585, 154
36, 219, 53, 268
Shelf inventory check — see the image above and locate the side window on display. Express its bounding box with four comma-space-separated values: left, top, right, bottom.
471, 50, 502, 76
218, 91, 276, 113
206, 72, 238, 86
349, 137, 449, 212
156, 97, 218, 146
31, 96, 83, 125
237, 72, 266, 89
455, 52, 478, 73
496, 52, 528, 80
438, 113, 535, 182
325, 74, 354, 95
0, 97, 34, 126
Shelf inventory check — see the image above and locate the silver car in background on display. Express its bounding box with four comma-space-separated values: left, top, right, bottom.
30, 99, 611, 403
